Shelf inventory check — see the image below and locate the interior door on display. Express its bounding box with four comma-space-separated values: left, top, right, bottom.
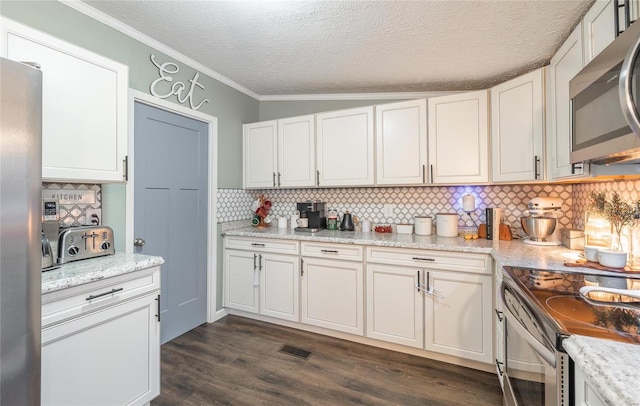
134, 102, 208, 344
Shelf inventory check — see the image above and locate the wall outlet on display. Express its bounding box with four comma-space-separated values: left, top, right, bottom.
85, 208, 102, 225
383, 204, 396, 218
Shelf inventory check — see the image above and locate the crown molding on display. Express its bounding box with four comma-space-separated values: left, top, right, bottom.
258, 91, 457, 102
60, 0, 261, 100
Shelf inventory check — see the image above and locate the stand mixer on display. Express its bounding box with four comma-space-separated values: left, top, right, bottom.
521, 196, 563, 246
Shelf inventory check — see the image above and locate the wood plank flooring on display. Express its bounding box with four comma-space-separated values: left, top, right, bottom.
151, 315, 503, 405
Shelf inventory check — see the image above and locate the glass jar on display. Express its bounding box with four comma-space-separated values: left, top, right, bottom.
629, 214, 640, 269
583, 210, 611, 247
327, 209, 338, 230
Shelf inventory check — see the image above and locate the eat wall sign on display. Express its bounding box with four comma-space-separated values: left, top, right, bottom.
149, 54, 210, 111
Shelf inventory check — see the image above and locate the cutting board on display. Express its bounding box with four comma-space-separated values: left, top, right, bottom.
563, 258, 640, 274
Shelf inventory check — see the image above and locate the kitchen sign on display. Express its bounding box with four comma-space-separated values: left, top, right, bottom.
43, 189, 96, 205
149, 54, 210, 111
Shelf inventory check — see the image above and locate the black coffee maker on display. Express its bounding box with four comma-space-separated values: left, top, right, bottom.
296, 201, 327, 230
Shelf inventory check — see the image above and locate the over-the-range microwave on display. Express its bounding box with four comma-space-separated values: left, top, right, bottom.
570, 20, 640, 165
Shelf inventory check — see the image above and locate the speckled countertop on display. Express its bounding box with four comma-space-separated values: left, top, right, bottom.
224, 225, 640, 402
42, 252, 164, 294
564, 336, 640, 406
223, 226, 600, 274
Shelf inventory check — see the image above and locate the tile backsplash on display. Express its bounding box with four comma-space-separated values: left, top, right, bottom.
572, 179, 640, 229
42, 183, 101, 227
217, 184, 574, 235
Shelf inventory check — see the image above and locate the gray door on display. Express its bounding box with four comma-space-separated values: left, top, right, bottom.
134, 102, 208, 344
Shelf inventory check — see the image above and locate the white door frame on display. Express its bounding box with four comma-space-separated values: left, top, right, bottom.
126, 89, 220, 323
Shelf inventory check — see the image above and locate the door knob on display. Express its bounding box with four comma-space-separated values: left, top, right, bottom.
134, 238, 146, 247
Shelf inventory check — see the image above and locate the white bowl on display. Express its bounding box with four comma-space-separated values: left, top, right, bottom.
583, 245, 602, 262
597, 249, 628, 269
396, 223, 413, 234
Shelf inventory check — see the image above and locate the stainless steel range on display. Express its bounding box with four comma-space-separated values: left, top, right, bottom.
501, 266, 640, 406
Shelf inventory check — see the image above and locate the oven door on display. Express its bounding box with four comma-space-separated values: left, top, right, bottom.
503, 292, 559, 406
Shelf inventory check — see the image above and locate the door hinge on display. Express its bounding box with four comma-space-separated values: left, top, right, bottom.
123, 155, 129, 181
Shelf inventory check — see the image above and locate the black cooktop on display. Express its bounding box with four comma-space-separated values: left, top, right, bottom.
503, 266, 640, 346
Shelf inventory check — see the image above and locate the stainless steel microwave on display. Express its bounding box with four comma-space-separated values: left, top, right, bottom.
570, 20, 640, 165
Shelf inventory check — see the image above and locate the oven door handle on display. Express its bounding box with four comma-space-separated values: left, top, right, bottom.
504, 309, 556, 368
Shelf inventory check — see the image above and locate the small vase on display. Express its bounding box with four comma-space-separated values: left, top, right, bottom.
610, 225, 630, 252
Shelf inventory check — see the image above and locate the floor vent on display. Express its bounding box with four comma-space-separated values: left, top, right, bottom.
278, 344, 312, 360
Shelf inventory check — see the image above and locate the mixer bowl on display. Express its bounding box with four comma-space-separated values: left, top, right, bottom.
521, 216, 557, 241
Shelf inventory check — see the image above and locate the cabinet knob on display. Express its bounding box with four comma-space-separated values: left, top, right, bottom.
134, 238, 146, 247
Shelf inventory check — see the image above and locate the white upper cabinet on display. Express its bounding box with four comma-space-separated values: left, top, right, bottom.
491, 68, 545, 183
244, 115, 316, 189
243, 120, 278, 188
316, 106, 375, 187
583, 0, 615, 64
547, 23, 587, 180
428, 91, 489, 184
375, 99, 428, 185
278, 115, 316, 187
1, 18, 128, 183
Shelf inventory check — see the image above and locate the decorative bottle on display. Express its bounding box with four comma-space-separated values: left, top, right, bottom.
629, 210, 640, 269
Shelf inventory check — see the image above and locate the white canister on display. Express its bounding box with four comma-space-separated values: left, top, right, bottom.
277, 216, 287, 228
436, 213, 459, 237
361, 220, 371, 233
290, 213, 299, 229
414, 216, 432, 236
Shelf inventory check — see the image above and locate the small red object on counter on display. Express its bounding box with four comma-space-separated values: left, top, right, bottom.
375, 225, 392, 233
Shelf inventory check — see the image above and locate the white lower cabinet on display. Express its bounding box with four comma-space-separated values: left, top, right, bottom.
424, 270, 493, 364
301, 257, 364, 335
366, 264, 424, 348
224, 247, 300, 322
41, 267, 160, 406
574, 362, 607, 406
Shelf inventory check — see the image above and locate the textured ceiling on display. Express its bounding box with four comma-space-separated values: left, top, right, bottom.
83, 0, 594, 96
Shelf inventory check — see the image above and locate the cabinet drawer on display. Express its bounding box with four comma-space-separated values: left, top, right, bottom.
301, 241, 363, 261
225, 236, 299, 255
366, 247, 491, 274
42, 267, 160, 328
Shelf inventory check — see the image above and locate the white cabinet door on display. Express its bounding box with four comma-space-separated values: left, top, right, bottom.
583, 0, 616, 64
316, 106, 375, 186
547, 23, 586, 180
491, 69, 545, 182
42, 293, 160, 406
243, 120, 278, 188
428, 91, 489, 184
301, 257, 364, 335
424, 270, 493, 364
278, 114, 316, 187
2, 18, 128, 183
574, 362, 608, 406
375, 99, 428, 185
260, 253, 300, 322
366, 264, 424, 348
224, 249, 260, 314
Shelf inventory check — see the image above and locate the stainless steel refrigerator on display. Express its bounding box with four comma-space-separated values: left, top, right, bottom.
0, 57, 42, 404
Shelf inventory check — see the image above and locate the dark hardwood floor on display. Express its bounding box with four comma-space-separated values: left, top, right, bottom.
151, 315, 503, 405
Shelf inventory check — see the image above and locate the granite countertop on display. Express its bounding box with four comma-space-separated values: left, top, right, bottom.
564, 335, 640, 406
42, 252, 164, 294
223, 226, 604, 274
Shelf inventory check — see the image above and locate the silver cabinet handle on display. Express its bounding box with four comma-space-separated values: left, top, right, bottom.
417, 270, 420, 292
253, 253, 257, 271
412, 257, 435, 262
430, 164, 434, 183
156, 294, 161, 322
134, 238, 145, 247
316, 170, 320, 186
321, 249, 339, 254
534, 155, 540, 179
277, 172, 281, 187
495, 309, 504, 322
495, 359, 504, 376
251, 243, 265, 247
422, 164, 426, 183
258, 254, 263, 271
86, 287, 123, 301
272, 172, 276, 187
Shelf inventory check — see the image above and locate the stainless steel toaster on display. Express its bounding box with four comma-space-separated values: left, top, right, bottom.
58, 225, 115, 264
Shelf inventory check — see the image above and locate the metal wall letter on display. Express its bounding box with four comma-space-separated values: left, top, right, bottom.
149, 54, 210, 111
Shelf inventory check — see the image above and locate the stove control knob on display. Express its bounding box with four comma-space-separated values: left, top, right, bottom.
100, 241, 111, 251
67, 246, 79, 256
